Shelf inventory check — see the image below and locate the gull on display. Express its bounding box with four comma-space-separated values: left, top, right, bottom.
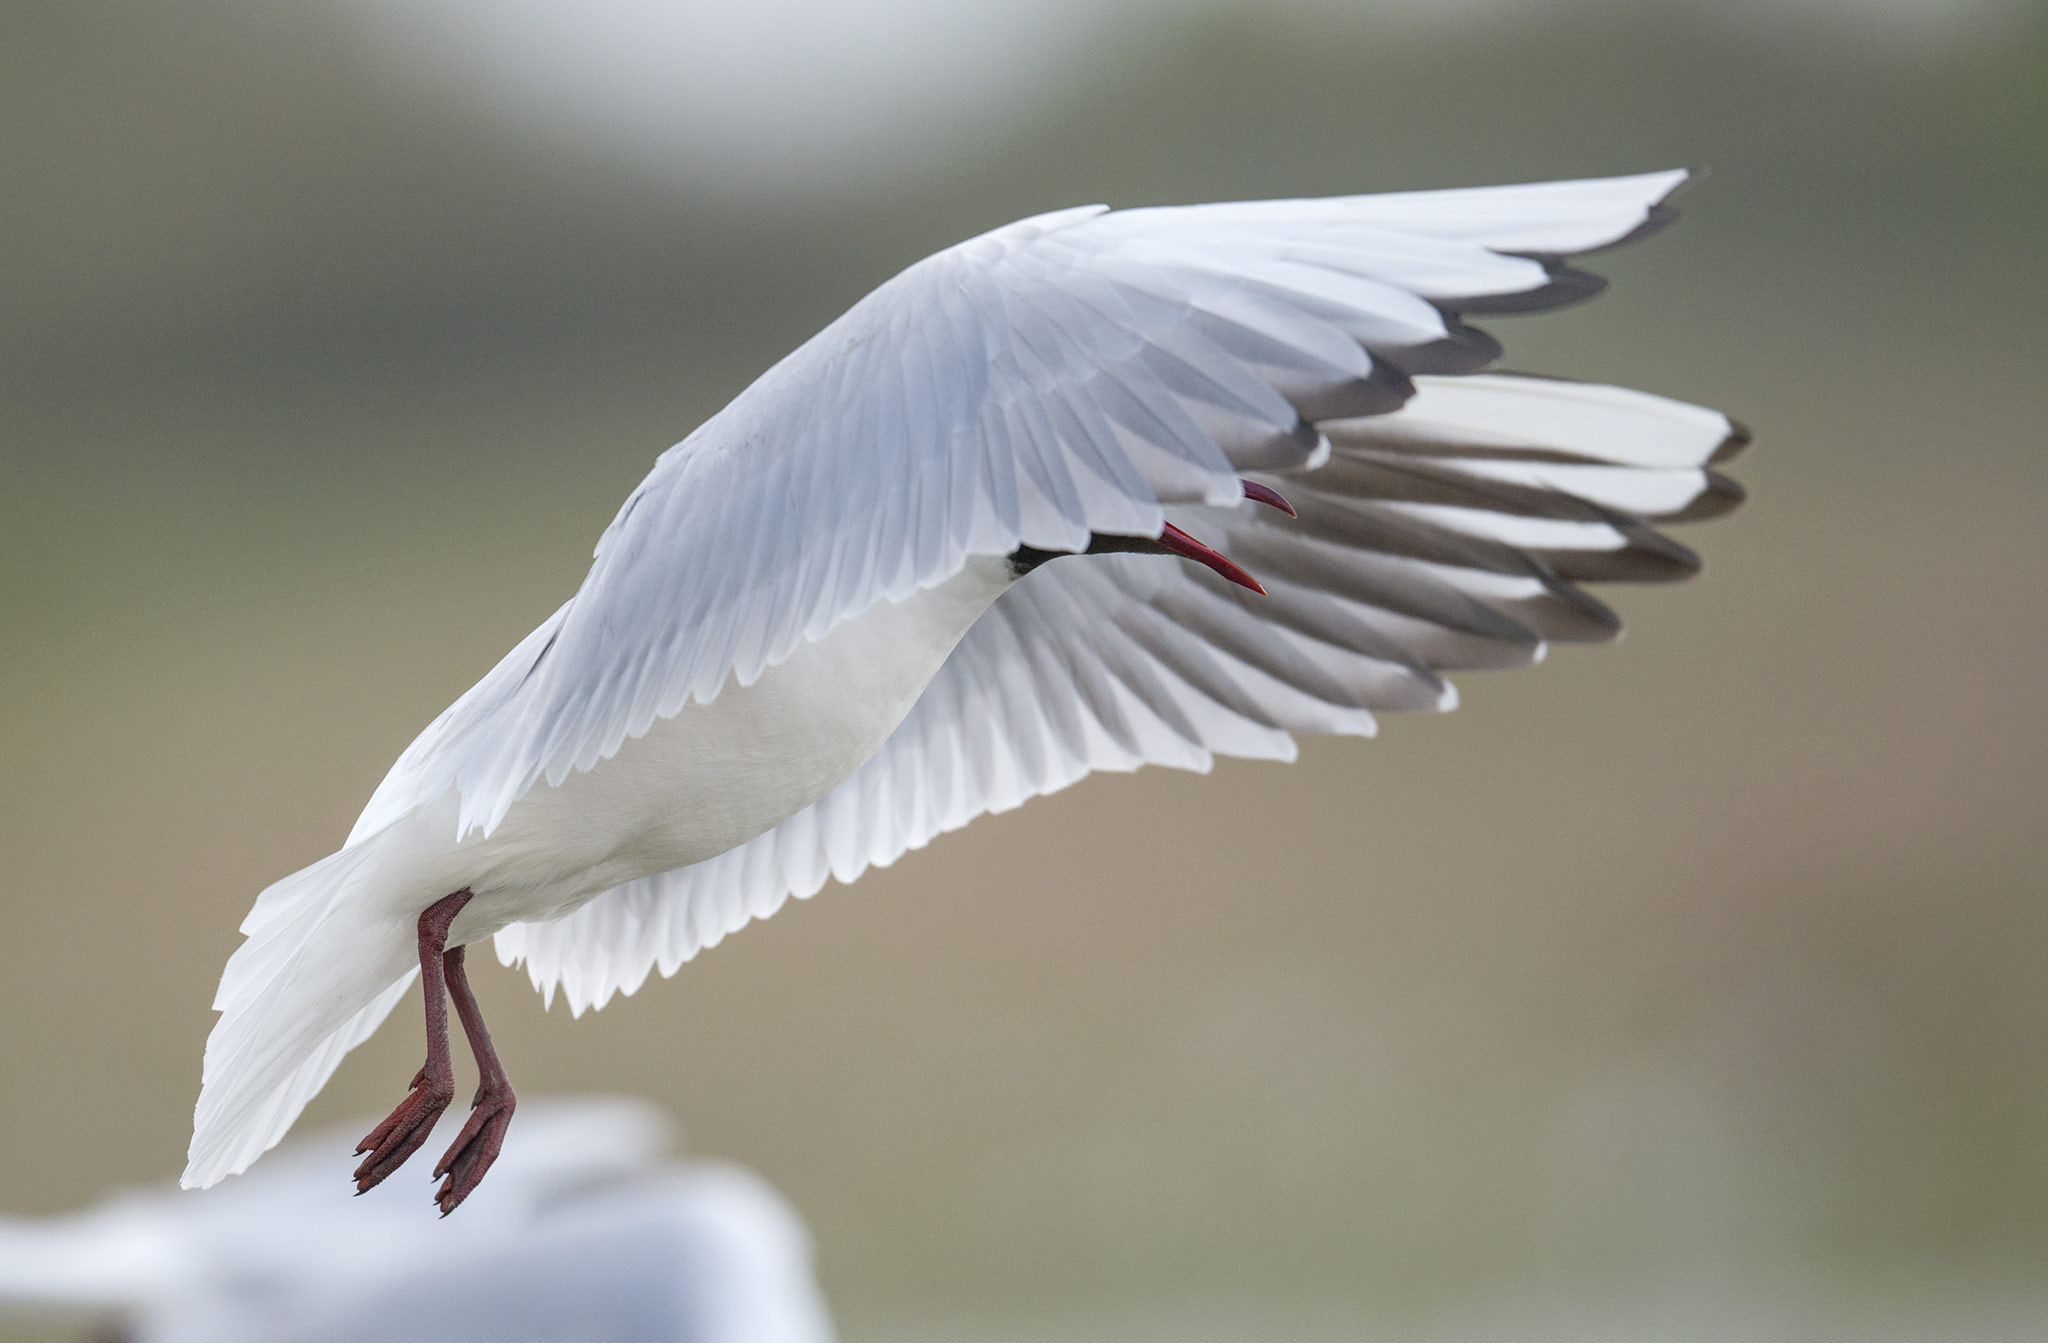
184, 170, 1748, 1212
7, 1098, 835, 1342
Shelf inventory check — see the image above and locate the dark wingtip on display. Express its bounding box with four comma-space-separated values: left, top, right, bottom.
1628, 526, 1704, 581
1601, 202, 1681, 253
1566, 169, 1703, 257
1711, 417, 1754, 464
1666, 470, 1746, 523
1394, 325, 1505, 376
1539, 524, 1702, 584
1455, 264, 1608, 316
1286, 358, 1418, 421
1549, 580, 1626, 643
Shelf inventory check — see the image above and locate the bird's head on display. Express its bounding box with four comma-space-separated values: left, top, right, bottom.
1007, 478, 1293, 592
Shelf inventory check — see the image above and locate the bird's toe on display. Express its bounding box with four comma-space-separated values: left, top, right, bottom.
352, 1073, 454, 1194
431, 1085, 516, 1216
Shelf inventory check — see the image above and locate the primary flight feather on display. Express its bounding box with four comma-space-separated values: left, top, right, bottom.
186, 169, 1748, 1211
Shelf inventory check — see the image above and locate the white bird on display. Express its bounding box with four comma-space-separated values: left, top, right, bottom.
185, 169, 1748, 1211
7, 1097, 836, 1342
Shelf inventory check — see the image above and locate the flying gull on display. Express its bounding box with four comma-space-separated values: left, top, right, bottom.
184, 170, 1748, 1212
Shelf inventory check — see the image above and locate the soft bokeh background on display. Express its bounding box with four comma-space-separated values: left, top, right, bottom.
3, 0, 2045, 1338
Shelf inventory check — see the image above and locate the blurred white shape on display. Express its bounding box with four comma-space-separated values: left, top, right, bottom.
0, 1096, 835, 1343
341, 0, 2017, 193
348, 0, 1094, 189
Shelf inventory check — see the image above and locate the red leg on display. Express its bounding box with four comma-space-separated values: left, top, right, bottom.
352, 889, 473, 1193
430, 943, 517, 1215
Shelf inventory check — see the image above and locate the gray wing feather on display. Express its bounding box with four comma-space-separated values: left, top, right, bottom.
299, 171, 1729, 1008
500, 376, 1748, 1016
359, 174, 1692, 842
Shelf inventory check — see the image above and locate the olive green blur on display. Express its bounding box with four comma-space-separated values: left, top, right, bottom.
3, 2, 2045, 1339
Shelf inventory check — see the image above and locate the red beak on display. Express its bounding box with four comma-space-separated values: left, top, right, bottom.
1148, 477, 1292, 594
1239, 479, 1297, 517
1157, 522, 1266, 595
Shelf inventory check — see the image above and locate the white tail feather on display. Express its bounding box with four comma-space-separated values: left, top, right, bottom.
183, 829, 420, 1190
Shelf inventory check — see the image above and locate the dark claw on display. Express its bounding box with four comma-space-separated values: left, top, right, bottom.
432, 1086, 516, 1216
352, 1071, 454, 1194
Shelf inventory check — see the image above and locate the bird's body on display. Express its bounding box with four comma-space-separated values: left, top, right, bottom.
186, 170, 1749, 1205
362, 557, 1013, 946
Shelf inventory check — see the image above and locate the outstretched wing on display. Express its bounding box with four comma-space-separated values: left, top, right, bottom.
353, 171, 1691, 844
498, 370, 1746, 1015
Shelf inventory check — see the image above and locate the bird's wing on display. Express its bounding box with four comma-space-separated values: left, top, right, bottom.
353, 171, 1691, 843
497, 370, 1746, 1015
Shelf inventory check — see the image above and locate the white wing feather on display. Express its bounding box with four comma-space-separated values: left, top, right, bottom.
500, 365, 1745, 1017
356, 171, 1689, 845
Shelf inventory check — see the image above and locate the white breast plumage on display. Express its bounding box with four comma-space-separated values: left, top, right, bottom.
450, 557, 1016, 929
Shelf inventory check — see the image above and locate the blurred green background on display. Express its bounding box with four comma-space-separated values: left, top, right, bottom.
3, 0, 2045, 1338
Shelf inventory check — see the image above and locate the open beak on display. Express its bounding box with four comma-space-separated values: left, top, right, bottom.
1152, 478, 1294, 595
1239, 479, 1297, 517
1157, 522, 1264, 594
